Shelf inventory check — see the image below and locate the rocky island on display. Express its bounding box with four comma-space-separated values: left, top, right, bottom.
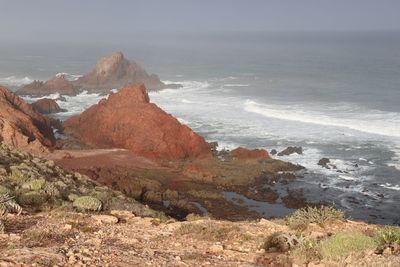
17, 52, 181, 97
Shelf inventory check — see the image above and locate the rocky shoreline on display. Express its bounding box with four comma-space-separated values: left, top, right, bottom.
1, 53, 399, 265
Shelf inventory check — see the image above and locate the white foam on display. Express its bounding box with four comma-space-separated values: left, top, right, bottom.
22, 93, 61, 103
244, 99, 400, 138
224, 84, 250, 87
161, 80, 210, 91
380, 183, 400, 191
55, 72, 82, 81
0, 76, 33, 87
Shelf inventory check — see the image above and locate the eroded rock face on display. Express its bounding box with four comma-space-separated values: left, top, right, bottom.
0, 86, 55, 155
31, 98, 65, 114
18, 74, 77, 96
74, 52, 180, 93
229, 147, 270, 160
63, 84, 212, 160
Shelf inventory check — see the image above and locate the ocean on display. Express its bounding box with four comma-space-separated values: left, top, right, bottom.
0, 32, 399, 224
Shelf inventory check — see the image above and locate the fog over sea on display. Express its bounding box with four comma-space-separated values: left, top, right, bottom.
0, 32, 399, 224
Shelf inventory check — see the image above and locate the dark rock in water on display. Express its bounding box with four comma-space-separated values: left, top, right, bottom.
318, 158, 331, 169
56, 95, 67, 102
270, 149, 277, 156
277, 146, 303, 156
31, 98, 66, 114
17, 73, 78, 96
229, 147, 270, 160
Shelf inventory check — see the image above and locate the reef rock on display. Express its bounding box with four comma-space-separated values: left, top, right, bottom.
74, 52, 180, 93
63, 84, 212, 160
229, 147, 270, 160
277, 146, 303, 156
17, 73, 77, 96
31, 98, 66, 114
0, 86, 55, 155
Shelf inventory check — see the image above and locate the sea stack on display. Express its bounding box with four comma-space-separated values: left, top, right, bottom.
74, 52, 181, 93
63, 84, 212, 160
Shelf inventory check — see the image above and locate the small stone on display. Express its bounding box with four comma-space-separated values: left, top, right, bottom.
64, 224, 73, 230
209, 244, 224, 253
110, 210, 135, 220
382, 247, 392, 256
92, 215, 119, 224
175, 256, 181, 261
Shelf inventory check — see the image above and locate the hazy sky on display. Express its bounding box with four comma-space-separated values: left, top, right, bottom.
1, 0, 399, 42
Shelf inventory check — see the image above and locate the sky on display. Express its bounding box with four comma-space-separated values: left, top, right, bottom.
0, 0, 399, 42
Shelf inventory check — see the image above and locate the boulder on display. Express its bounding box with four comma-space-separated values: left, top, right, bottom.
270, 149, 277, 156
318, 158, 331, 169
17, 73, 77, 96
31, 98, 66, 114
0, 86, 55, 155
277, 146, 303, 156
63, 84, 212, 160
229, 147, 270, 160
74, 52, 181, 93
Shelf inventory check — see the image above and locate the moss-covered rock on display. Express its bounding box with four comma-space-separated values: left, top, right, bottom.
73, 196, 102, 211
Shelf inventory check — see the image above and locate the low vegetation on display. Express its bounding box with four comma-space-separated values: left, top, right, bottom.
286, 205, 345, 229
374, 226, 400, 254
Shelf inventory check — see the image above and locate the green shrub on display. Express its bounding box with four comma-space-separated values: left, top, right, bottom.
18, 191, 46, 206
374, 226, 400, 250
73, 196, 102, 211
287, 206, 345, 228
291, 238, 321, 262
318, 232, 376, 260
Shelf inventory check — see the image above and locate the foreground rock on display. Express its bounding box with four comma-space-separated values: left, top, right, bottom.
31, 98, 66, 114
0, 86, 54, 155
0, 208, 396, 266
18, 73, 77, 96
63, 84, 212, 160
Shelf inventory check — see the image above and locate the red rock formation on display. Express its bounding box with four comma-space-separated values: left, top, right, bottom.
229, 147, 270, 160
18, 73, 77, 96
0, 86, 55, 155
63, 84, 211, 160
31, 98, 65, 114
74, 52, 180, 93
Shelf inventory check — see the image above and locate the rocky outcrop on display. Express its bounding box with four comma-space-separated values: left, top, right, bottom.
229, 147, 270, 160
16, 52, 180, 96
17, 73, 77, 96
74, 52, 180, 93
318, 158, 331, 169
0, 86, 55, 155
277, 146, 303, 156
63, 84, 211, 160
31, 98, 66, 114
